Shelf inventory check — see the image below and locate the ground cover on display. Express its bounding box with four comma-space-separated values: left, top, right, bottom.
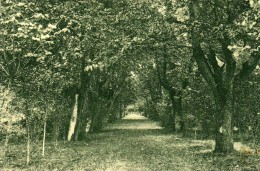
0, 113, 259, 171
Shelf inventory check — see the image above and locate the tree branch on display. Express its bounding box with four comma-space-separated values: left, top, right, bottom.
192, 43, 218, 92
155, 45, 177, 94
219, 36, 236, 82
0, 63, 10, 76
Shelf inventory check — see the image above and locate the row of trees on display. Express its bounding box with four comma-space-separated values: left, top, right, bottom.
0, 0, 259, 157
121, 0, 259, 153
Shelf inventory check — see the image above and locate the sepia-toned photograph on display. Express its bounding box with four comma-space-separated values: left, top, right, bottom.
0, 0, 259, 170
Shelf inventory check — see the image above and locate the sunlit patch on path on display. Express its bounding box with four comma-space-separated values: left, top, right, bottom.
106, 113, 162, 130
122, 113, 148, 120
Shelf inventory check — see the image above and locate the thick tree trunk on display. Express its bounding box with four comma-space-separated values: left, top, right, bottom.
214, 85, 234, 153
89, 96, 104, 133
75, 56, 90, 140
155, 47, 178, 130
67, 94, 79, 142
91, 111, 103, 133
74, 93, 88, 141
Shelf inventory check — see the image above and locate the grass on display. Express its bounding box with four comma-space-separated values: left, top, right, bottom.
0, 113, 259, 171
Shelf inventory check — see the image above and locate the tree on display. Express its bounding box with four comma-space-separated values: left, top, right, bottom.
155, 0, 259, 153
188, 0, 260, 153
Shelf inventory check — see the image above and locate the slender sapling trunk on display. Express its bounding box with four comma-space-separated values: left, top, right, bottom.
26, 118, 30, 165
42, 118, 46, 157
4, 121, 11, 156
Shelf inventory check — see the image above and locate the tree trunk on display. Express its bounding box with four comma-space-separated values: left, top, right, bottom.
54, 105, 61, 146
67, 94, 79, 142
24, 99, 31, 165
4, 121, 11, 156
177, 93, 185, 132
74, 94, 88, 141
54, 124, 59, 147
122, 104, 126, 118
26, 118, 30, 165
75, 121, 80, 141
42, 104, 48, 157
42, 119, 46, 157
89, 96, 103, 133
119, 101, 123, 119
214, 85, 234, 153
74, 55, 89, 140
91, 110, 103, 133
169, 91, 176, 132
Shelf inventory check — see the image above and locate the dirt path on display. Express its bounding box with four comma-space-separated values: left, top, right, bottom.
67, 113, 214, 171
2, 113, 259, 171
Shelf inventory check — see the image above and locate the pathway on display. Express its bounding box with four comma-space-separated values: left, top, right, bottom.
13, 112, 258, 171
78, 113, 211, 171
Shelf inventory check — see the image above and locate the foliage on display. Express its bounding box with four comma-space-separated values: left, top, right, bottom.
0, 85, 25, 139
